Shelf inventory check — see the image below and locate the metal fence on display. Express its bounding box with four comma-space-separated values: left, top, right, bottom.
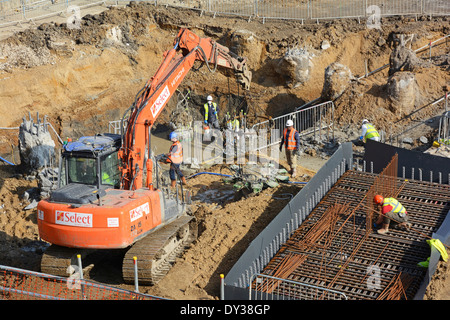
249, 273, 348, 300
1, 0, 449, 29
0, 0, 106, 27
0, 264, 165, 300
387, 94, 449, 148
252, 101, 335, 149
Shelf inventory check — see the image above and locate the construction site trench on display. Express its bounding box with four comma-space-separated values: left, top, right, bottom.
0, 3, 449, 300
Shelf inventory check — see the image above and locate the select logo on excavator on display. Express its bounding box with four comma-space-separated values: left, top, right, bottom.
55, 210, 93, 228
150, 85, 171, 118
130, 202, 150, 222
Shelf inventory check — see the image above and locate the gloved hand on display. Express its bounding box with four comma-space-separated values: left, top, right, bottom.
359, 136, 363, 141
294, 149, 300, 156
204, 120, 208, 124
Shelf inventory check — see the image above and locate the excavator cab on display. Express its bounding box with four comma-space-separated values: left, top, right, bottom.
51, 133, 121, 205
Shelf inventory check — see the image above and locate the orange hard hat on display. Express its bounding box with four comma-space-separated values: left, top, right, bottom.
374, 195, 384, 205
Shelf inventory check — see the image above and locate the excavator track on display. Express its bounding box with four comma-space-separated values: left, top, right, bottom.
40, 245, 96, 277
122, 215, 197, 285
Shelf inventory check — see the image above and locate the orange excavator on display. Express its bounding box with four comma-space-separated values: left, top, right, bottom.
37, 28, 252, 284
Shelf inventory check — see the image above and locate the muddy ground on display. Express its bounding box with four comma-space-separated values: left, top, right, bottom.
0, 3, 449, 300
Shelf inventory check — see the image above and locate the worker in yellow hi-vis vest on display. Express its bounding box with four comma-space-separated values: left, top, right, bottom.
360, 119, 380, 143
373, 194, 411, 235
203, 95, 220, 129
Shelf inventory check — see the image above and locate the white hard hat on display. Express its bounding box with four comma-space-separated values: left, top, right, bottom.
207, 95, 213, 101
286, 119, 294, 127
362, 119, 369, 124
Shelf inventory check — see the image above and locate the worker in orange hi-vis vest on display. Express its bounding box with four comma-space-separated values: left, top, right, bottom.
166, 131, 187, 188
279, 119, 300, 177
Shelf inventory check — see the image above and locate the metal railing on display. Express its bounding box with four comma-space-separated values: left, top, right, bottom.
252, 101, 335, 148
387, 94, 449, 147
249, 273, 348, 300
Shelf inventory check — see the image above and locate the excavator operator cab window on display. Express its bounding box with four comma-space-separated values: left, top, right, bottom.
100, 151, 120, 188
67, 157, 97, 185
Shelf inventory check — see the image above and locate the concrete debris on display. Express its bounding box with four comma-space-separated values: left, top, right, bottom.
389, 45, 432, 76
229, 29, 264, 70
276, 46, 316, 88
321, 62, 353, 100
387, 71, 419, 116
0, 42, 55, 72
18, 113, 56, 176
37, 167, 59, 199
222, 164, 290, 198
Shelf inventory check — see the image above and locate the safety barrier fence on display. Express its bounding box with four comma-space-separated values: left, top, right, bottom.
1, 0, 449, 29
0, 264, 164, 300
251, 101, 335, 149
249, 273, 348, 300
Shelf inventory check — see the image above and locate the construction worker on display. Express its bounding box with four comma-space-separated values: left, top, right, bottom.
166, 132, 187, 187
280, 119, 300, 177
373, 194, 411, 234
226, 114, 240, 133
361, 119, 380, 143
203, 95, 220, 130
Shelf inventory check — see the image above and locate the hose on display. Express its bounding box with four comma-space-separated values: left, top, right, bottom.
0, 156, 15, 166
187, 172, 232, 179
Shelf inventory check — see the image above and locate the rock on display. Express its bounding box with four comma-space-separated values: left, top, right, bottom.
402, 137, 413, 144
275, 46, 315, 88
377, 37, 386, 47
321, 40, 331, 50
24, 200, 38, 210
419, 136, 428, 144
321, 62, 353, 100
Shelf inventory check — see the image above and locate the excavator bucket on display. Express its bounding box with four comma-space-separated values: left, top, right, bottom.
237, 65, 252, 90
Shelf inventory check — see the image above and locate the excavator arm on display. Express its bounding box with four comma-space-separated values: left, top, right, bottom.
119, 28, 252, 191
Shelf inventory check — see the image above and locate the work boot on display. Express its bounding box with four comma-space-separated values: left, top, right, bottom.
291, 168, 297, 177
181, 176, 187, 185
170, 180, 176, 188
377, 223, 389, 234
